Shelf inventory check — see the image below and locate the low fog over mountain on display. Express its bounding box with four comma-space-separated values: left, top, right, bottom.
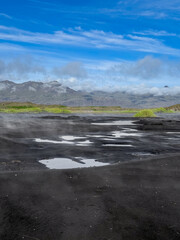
0, 80, 179, 108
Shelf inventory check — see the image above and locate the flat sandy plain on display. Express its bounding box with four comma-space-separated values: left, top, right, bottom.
0, 113, 180, 240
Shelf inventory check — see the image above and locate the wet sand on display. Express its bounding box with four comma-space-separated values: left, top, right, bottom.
0, 113, 180, 239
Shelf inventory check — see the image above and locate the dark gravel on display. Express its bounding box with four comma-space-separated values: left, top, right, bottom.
0, 113, 179, 240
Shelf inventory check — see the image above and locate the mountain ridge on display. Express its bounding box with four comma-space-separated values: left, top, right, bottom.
0, 80, 179, 108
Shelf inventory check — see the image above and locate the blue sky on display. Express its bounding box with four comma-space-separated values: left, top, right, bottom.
0, 0, 180, 94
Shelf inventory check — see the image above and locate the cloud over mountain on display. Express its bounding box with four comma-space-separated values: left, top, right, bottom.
0, 56, 46, 80
53, 62, 87, 78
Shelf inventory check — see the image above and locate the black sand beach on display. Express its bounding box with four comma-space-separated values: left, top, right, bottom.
0, 113, 180, 240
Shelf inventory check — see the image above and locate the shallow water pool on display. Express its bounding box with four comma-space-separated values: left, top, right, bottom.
39, 158, 109, 169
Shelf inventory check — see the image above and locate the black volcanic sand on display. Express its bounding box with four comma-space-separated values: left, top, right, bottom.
0, 113, 180, 239
0, 113, 180, 171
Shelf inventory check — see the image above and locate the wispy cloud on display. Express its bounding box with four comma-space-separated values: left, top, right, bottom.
141, 0, 180, 11
104, 0, 180, 20
138, 11, 167, 19
0, 25, 179, 56
0, 13, 12, 19
28, 0, 178, 21
133, 30, 177, 37
0, 42, 25, 52
26, 0, 180, 25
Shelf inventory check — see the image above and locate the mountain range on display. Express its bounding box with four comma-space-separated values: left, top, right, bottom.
0, 80, 179, 108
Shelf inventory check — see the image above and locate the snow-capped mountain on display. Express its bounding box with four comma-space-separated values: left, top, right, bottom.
0, 80, 179, 108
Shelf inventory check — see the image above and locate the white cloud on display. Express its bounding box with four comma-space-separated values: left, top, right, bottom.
0, 56, 46, 81
120, 84, 180, 96
0, 13, 12, 19
0, 42, 26, 52
53, 62, 87, 78
106, 56, 180, 82
133, 30, 177, 37
104, 0, 180, 21
0, 55, 180, 96
107, 56, 163, 80
0, 25, 179, 56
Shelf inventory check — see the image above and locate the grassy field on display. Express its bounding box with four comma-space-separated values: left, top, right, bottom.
0, 102, 71, 114
0, 102, 178, 116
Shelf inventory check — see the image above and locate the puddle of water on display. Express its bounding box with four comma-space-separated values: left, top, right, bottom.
76, 140, 93, 146
35, 138, 74, 144
92, 120, 135, 126
61, 136, 86, 140
39, 158, 109, 169
111, 131, 142, 138
86, 135, 105, 138
35, 138, 92, 146
103, 144, 133, 147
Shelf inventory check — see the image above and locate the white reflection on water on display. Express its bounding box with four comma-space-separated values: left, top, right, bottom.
92, 120, 135, 126
76, 140, 93, 146
111, 131, 142, 138
61, 136, 86, 140
34, 138, 92, 146
35, 138, 74, 144
39, 158, 109, 169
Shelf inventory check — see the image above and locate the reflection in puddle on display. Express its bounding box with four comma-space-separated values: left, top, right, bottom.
61, 136, 86, 140
39, 158, 109, 169
34, 121, 140, 150
111, 131, 142, 138
34, 138, 92, 146
92, 120, 135, 126
76, 140, 93, 146
35, 138, 74, 144
86, 135, 105, 138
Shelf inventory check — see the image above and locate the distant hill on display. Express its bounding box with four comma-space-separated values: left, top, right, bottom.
166, 104, 180, 111
0, 80, 179, 108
